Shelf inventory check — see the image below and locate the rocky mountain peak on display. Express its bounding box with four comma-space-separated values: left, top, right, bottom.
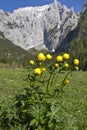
0, 1, 79, 51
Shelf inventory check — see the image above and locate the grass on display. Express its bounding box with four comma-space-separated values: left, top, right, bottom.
0, 69, 28, 98
0, 69, 87, 129
0, 69, 87, 98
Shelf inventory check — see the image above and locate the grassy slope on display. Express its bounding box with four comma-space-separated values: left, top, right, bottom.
0, 38, 39, 67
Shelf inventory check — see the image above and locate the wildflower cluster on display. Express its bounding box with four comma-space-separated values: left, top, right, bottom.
0, 52, 80, 130
28, 52, 79, 93
23, 52, 80, 129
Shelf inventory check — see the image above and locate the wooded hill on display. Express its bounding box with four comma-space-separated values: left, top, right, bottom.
0, 38, 38, 68
66, 2, 87, 70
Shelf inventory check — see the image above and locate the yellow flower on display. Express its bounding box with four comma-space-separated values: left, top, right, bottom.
41, 67, 46, 71
54, 63, 59, 68
63, 79, 69, 84
34, 68, 42, 75
56, 55, 63, 62
63, 53, 70, 60
75, 66, 79, 71
73, 59, 79, 66
37, 52, 46, 61
39, 62, 42, 66
29, 60, 35, 65
46, 54, 52, 60
64, 63, 69, 68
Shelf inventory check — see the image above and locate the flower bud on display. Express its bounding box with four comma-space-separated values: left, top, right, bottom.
73, 59, 79, 66
34, 68, 42, 75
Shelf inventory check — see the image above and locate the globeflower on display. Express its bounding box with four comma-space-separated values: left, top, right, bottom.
54, 63, 59, 68
34, 68, 42, 75
46, 54, 52, 60
63, 53, 70, 60
73, 59, 79, 66
41, 67, 46, 71
29, 60, 35, 65
37, 52, 46, 61
56, 55, 63, 62
63, 79, 69, 84
64, 63, 69, 68
75, 66, 79, 71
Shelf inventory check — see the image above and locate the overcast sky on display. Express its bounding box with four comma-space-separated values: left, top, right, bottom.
0, 0, 85, 12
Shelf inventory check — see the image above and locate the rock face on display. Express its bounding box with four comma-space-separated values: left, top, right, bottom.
0, 0, 79, 51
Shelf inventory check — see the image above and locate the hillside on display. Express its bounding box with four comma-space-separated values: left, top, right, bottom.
0, 37, 38, 68
66, 1, 87, 70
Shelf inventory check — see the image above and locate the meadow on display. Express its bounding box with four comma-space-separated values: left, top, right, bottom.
0, 51, 87, 130
0, 68, 87, 130
0, 69, 28, 98
0, 69, 87, 98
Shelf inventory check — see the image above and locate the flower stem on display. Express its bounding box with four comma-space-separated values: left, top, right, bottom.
46, 73, 52, 93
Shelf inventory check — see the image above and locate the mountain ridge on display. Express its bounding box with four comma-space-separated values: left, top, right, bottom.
0, 0, 78, 52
